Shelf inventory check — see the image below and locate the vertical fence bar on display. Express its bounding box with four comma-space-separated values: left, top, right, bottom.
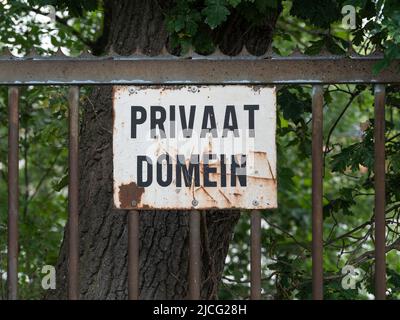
68, 86, 79, 300
374, 84, 386, 300
128, 210, 140, 299
189, 210, 201, 299
312, 85, 324, 300
250, 210, 262, 299
7, 87, 19, 300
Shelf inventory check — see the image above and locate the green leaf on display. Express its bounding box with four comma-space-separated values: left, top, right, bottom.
202, 0, 230, 29
325, 36, 346, 55
174, 16, 186, 32
304, 39, 324, 55
330, 130, 374, 173
290, 0, 341, 28
255, 0, 278, 12
278, 87, 312, 124
52, 173, 68, 192
227, 0, 242, 7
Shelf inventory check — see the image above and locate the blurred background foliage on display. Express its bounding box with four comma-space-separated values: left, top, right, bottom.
0, 0, 400, 299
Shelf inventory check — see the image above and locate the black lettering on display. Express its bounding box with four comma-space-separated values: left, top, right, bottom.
156, 154, 172, 187
222, 105, 239, 137
131, 106, 146, 138
201, 105, 217, 138
176, 155, 200, 187
179, 105, 196, 138
231, 154, 247, 187
150, 106, 166, 138
137, 156, 153, 187
170, 105, 176, 139
220, 154, 227, 187
203, 154, 217, 187
244, 105, 259, 137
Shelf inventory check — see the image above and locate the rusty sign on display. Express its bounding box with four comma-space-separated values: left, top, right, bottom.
113, 85, 277, 210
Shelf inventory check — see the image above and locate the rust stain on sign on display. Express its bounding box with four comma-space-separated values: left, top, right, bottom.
113, 85, 277, 210
118, 182, 145, 208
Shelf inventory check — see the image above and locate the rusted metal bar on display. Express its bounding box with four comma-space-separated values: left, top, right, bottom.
311, 85, 324, 300
189, 210, 201, 299
68, 86, 79, 300
250, 210, 262, 299
374, 84, 386, 300
128, 210, 140, 300
0, 56, 399, 85
7, 87, 19, 300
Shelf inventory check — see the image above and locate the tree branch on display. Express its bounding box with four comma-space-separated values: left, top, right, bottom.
324, 90, 360, 159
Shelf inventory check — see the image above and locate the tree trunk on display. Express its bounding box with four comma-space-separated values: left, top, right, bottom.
49, 0, 280, 300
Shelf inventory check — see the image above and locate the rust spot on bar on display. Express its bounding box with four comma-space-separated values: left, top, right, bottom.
119, 182, 145, 208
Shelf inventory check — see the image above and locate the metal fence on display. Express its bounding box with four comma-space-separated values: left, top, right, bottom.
1, 49, 399, 300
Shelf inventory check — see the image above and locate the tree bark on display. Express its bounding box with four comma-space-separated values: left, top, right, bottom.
49, 0, 280, 300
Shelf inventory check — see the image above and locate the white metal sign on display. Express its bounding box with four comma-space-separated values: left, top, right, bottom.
113, 85, 277, 210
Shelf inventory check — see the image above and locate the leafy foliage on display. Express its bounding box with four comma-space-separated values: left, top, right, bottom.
0, 86, 70, 299
290, 0, 342, 28
0, 0, 400, 300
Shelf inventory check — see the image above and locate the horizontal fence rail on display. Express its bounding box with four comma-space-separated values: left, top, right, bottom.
3, 54, 396, 300
0, 53, 399, 85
